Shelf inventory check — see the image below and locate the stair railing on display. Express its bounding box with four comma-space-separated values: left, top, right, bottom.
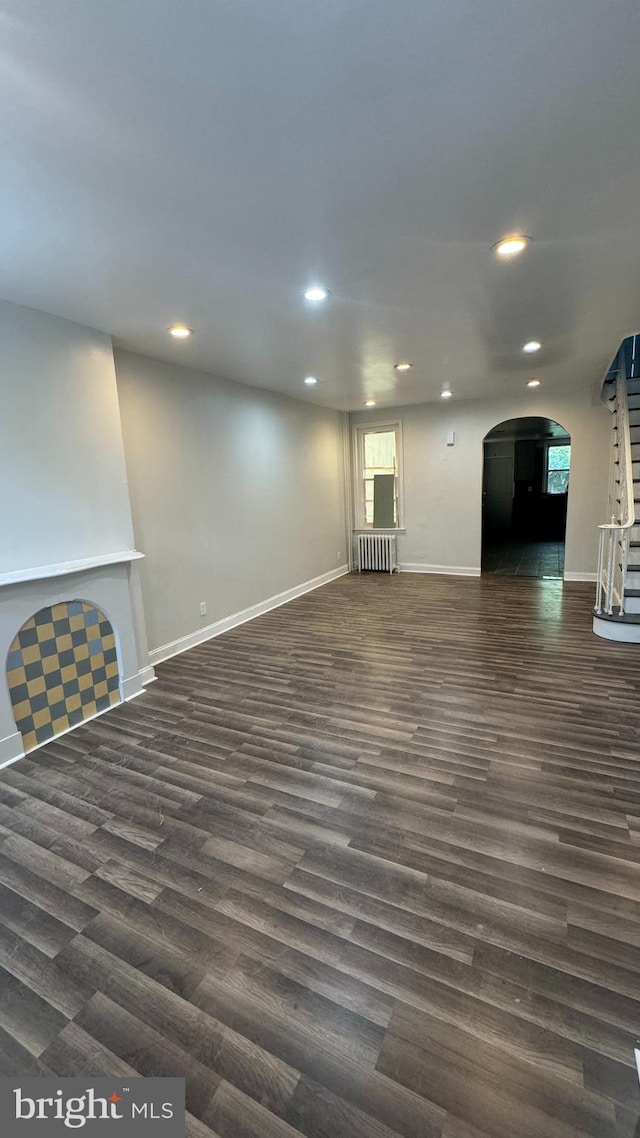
595, 374, 635, 614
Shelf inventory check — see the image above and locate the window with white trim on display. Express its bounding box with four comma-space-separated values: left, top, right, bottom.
353, 421, 403, 529
546, 442, 571, 494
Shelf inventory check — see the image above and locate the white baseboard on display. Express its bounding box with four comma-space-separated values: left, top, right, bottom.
399, 563, 481, 577
149, 565, 350, 668
593, 615, 640, 642
121, 672, 147, 701
564, 571, 597, 582
137, 665, 156, 688
0, 731, 24, 769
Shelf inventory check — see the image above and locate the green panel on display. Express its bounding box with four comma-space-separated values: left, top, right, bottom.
373, 474, 395, 528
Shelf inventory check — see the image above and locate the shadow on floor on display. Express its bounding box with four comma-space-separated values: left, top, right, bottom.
482, 538, 565, 579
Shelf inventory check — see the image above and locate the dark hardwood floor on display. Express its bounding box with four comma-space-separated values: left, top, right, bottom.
2, 572, 640, 1137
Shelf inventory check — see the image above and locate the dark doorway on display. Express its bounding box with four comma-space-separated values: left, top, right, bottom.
482, 417, 570, 578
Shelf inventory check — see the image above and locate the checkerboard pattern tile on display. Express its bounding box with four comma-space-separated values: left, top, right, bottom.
7, 600, 120, 753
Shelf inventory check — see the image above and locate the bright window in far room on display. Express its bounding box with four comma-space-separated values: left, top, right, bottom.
546, 442, 571, 493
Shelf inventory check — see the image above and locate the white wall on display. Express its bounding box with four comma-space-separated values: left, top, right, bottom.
0, 300, 135, 573
351, 388, 610, 577
115, 350, 348, 655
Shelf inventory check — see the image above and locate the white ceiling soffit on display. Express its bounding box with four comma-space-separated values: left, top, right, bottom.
1, 0, 640, 411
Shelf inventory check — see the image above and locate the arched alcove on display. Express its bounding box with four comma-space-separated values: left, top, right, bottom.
481, 416, 571, 578
6, 599, 120, 753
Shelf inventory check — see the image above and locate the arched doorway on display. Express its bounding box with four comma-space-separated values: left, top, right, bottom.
481, 417, 571, 578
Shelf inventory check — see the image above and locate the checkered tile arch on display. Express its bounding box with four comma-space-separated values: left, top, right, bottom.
6, 600, 120, 753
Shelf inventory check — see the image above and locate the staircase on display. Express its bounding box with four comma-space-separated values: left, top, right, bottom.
593, 335, 640, 641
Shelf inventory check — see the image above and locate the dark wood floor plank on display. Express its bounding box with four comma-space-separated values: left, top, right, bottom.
388, 983, 584, 1087
474, 940, 640, 1030
103, 964, 301, 1118
0, 924, 94, 1017
41, 1020, 140, 1078
0, 849, 97, 930
2, 573, 640, 1136
0, 967, 68, 1057
0, 1024, 54, 1077
191, 958, 444, 1138
387, 1005, 622, 1132
185, 1111, 223, 1138
283, 1075, 403, 1138
374, 1035, 555, 1138
202, 1080, 304, 1138
74, 991, 221, 1119
583, 1050, 640, 1112
0, 765, 114, 826
0, 880, 78, 957
81, 911, 209, 1000
0, 830, 94, 889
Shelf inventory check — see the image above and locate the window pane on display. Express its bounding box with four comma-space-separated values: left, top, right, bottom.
364, 431, 396, 472
547, 469, 570, 494
548, 444, 571, 471
357, 425, 401, 528
362, 430, 397, 526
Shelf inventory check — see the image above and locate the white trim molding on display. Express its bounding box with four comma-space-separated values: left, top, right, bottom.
121, 673, 147, 702
353, 528, 407, 535
0, 550, 144, 588
399, 563, 481, 577
149, 565, 350, 667
137, 665, 157, 687
563, 571, 597, 582
593, 615, 640, 642
352, 418, 405, 531
0, 731, 24, 769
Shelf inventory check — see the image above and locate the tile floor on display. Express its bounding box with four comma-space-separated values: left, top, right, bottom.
482, 538, 565, 578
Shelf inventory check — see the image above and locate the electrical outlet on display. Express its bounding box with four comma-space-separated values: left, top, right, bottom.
337, 551, 342, 561
199, 601, 207, 616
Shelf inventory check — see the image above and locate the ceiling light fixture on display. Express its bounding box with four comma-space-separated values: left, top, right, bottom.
394, 361, 413, 372
440, 390, 453, 399
304, 376, 318, 386
527, 378, 541, 388
168, 324, 193, 339
304, 285, 330, 302
364, 400, 376, 407
523, 340, 541, 353
492, 235, 531, 258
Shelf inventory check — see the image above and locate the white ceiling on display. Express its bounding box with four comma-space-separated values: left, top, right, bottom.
1, 0, 639, 411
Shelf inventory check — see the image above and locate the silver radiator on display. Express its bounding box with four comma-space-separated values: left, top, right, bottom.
357, 533, 397, 573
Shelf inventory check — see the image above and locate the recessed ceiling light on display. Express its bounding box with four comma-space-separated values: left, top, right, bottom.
527, 378, 541, 388
523, 340, 541, 353
304, 376, 317, 386
492, 235, 531, 258
168, 324, 193, 339
440, 390, 453, 399
394, 361, 413, 372
364, 400, 376, 407
304, 285, 330, 302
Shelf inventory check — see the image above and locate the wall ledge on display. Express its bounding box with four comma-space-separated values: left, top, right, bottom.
399, 563, 481, 577
149, 565, 349, 668
0, 550, 144, 588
